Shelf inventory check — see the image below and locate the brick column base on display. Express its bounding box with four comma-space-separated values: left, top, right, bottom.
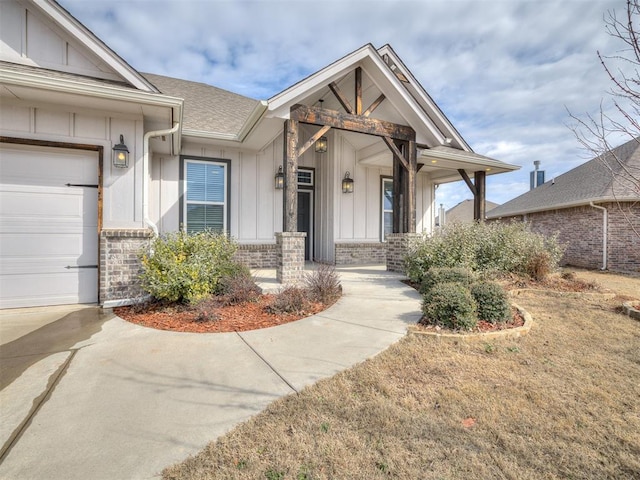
386, 233, 422, 273
100, 228, 154, 306
276, 232, 306, 284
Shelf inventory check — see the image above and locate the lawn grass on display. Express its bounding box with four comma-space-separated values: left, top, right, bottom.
163, 289, 640, 480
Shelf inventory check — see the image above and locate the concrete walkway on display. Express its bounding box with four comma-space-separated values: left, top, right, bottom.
0, 266, 421, 480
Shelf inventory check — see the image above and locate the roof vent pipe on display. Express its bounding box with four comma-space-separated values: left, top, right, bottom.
530, 161, 545, 190
589, 202, 608, 270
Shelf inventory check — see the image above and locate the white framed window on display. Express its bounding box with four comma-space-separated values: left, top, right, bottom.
381, 177, 393, 241
298, 169, 314, 186
183, 159, 228, 234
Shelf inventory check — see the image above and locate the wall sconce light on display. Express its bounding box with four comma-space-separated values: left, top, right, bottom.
112, 134, 129, 168
342, 171, 354, 194
315, 136, 328, 153
274, 165, 284, 189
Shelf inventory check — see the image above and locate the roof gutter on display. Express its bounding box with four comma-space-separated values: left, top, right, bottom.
590, 202, 608, 270
487, 197, 636, 220
143, 122, 180, 237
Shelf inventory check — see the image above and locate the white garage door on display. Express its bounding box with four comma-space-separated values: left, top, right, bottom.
0, 143, 99, 309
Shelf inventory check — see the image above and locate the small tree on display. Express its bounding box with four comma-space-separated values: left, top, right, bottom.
569, 0, 640, 238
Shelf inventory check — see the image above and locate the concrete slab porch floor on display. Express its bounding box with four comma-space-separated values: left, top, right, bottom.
0, 265, 422, 480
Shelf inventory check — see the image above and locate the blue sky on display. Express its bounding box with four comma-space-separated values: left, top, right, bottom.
61, 0, 630, 208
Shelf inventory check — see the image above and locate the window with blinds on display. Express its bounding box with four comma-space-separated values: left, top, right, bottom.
184, 160, 227, 234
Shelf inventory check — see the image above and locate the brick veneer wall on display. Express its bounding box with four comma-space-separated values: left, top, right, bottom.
100, 229, 154, 305
496, 202, 639, 273
335, 242, 387, 265
234, 243, 278, 268
386, 233, 422, 273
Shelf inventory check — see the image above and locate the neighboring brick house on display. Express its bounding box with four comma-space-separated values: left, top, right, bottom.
488, 138, 640, 273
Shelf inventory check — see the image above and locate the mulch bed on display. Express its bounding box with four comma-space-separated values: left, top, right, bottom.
115, 295, 327, 333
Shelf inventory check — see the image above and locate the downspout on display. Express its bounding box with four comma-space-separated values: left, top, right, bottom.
143, 123, 180, 236
589, 202, 608, 270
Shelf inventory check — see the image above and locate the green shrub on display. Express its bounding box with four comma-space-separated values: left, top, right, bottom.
267, 287, 310, 315
420, 267, 476, 295
406, 222, 564, 284
470, 281, 510, 323
304, 263, 342, 304
139, 231, 238, 304
218, 264, 262, 306
421, 282, 478, 331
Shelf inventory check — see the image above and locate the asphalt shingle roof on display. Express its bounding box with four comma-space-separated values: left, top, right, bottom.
488, 137, 640, 218
143, 73, 260, 136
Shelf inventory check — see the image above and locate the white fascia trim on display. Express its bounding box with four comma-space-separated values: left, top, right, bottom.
377, 45, 470, 151
237, 101, 269, 141
486, 197, 637, 219
32, 0, 157, 92
422, 148, 520, 171
0, 68, 183, 110
183, 129, 239, 141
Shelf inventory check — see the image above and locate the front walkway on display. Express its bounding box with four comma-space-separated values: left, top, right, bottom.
0, 266, 421, 480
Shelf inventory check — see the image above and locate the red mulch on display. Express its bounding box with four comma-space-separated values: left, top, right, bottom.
115, 295, 327, 333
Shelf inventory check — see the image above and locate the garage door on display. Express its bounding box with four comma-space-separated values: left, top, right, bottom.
0, 143, 99, 309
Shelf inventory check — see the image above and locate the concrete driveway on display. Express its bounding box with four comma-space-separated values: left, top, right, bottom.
0, 266, 422, 480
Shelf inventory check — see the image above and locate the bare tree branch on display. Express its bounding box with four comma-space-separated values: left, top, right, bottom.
568, 0, 640, 239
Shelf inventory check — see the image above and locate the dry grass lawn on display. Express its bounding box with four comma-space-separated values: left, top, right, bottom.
163, 276, 640, 480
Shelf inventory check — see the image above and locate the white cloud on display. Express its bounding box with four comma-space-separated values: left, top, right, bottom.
59, 0, 630, 206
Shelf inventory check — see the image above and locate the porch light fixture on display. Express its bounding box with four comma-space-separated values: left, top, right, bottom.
112, 134, 129, 168
342, 171, 354, 194
315, 136, 328, 153
275, 165, 284, 189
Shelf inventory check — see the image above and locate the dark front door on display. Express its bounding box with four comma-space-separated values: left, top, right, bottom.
297, 191, 312, 261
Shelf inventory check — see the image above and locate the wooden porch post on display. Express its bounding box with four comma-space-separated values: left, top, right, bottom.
392, 142, 403, 233
407, 140, 417, 233
283, 119, 299, 232
474, 170, 486, 221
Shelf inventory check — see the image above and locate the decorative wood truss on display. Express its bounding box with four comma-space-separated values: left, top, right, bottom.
283, 67, 419, 233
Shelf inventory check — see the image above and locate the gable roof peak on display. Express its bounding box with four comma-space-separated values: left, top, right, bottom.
29, 0, 157, 92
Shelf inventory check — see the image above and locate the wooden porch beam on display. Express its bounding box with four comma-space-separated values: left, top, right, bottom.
355, 67, 362, 115
458, 168, 477, 196
329, 82, 354, 114
362, 94, 386, 117
283, 119, 299, 232
291, 104, 416, 142
382, 136, 409, 170
298, 125, 331, 157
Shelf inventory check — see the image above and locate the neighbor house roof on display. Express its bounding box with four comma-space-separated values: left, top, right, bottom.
143, 73, 265, 139
436, 198, 500, 225
488, 137, 640, 218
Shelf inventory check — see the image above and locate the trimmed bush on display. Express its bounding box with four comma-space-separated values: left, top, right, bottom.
304, 263, 342, 304
218, 264, 262, 306
139, 231, 238, 304
420, 267, 477, 295
421, 282, 478, 331
267, 287, 310, 315
470, 281, 510, 323
406, 222, 564, 284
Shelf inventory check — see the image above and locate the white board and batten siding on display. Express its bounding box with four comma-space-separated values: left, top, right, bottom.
0, 144, 98, 308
